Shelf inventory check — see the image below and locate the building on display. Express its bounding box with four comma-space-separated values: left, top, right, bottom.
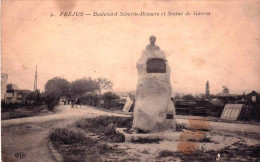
246, 91, 260, 120
1, 73, 8, 101
247, 91, 260, 104
5, 84, 32, 104
19, 90, 33, 104
5, 84, 20, 104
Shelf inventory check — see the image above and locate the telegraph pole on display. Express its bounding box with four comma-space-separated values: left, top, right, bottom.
35, 65, 37, 91
34, 66, 38, 100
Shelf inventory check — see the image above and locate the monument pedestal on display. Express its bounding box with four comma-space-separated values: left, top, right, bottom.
117, 128, 206, 142
132, 50, 176, 132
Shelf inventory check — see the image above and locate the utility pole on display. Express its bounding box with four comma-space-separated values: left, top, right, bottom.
34, 66, 38, 100
34, 65, 37, 91
206, 81, 210, 99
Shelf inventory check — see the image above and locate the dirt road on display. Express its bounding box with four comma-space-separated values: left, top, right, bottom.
1, 105, 128, 162
2, 105, 129, 126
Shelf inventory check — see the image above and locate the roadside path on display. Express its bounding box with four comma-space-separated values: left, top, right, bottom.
1, 105, 129, 162
2, 105, 129, 126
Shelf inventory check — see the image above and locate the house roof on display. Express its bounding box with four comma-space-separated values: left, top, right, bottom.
224, 104, 245, 109
17, 94, 23, 99
249, 91, 260, 95
215, 92, 237, 97
5, 93, 14, 98
210, 99, 224, 107
11, 84, 19, 90
19, 89, 32, 94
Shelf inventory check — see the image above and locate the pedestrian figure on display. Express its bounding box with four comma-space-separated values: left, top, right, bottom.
77, 98, 81, 108
71, 99, 75, 108
75, 98, 78, 108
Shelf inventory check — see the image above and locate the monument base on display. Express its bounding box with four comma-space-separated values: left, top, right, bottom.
116, 128, 206, 142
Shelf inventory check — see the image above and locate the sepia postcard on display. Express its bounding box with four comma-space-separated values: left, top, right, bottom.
1, 0, 260, 161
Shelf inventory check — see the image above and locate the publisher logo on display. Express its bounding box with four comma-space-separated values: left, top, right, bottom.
15, 152, 26, 159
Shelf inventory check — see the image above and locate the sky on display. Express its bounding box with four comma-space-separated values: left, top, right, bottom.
1, 0, 260, 94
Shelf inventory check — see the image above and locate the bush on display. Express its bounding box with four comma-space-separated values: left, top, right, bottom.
102, 92, 120, 109
158, 150, 216, 161
43, 94, 59, 111
1, 102, 29, 112
76, 116, 133, 130
49, 129, 80, 144
104, 123, 125, 142
158, 150, 178, 158
75, 116, 133, 142
79, 92, 121, 109
48, 127, 115, 162
131, 137, 162, 144
1, 102, 19, 112
49, 128, 88, 145
81, 93, 100, 106
182, 94, 195, 101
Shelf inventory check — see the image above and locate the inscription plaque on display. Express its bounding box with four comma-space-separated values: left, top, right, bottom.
146, 58, 166, 73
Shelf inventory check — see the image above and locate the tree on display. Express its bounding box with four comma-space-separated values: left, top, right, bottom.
44, 77, 70, 110
96, 77, 113, 93
7, 84, 13, 92
26, 89, 41, 103
222, 86, 230, 94
102, 91, 120, 109
194, 94, 200, 100
45, 77, 70, 97
71, 77, 99, 96
182, 94, 195, 100
205, 81, 210, 99
174, 94, 181, 99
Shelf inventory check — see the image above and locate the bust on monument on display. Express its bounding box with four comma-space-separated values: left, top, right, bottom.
146, 35, 160, 50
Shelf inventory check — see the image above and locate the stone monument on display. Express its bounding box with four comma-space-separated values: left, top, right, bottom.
132, 36, 176, 133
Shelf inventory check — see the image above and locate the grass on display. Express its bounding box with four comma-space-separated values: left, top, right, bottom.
176, 122, 188, 131
47, 115, 260, 161
175, 122, 211, 133
49, 127, 115, 161
75, 116, 133, 130
48, 116, 133, 161
49, 128, 88, 145
75, 116, 133, 142
187, 134, 212, 143
158, 150, 217, 162
158, 144, 260, 162
131, 137, 162, 144
1, 105, 50, 120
